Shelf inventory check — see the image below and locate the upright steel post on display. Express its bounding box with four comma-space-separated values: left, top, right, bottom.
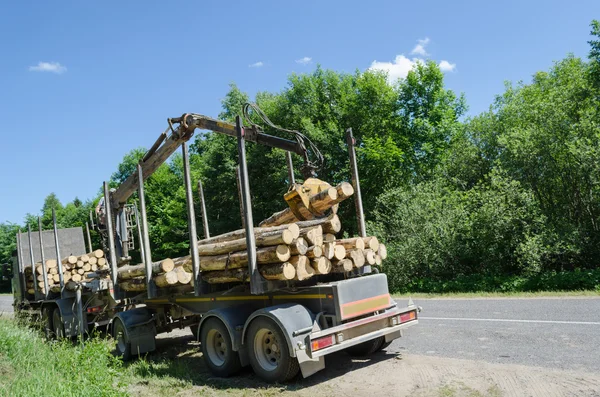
235, 166, 246, 226
52, 208, 65, 293
75, 286, 85, 344
134, 204, 146, 264
27, 225, 39, 297
137, 164, 155, 299
103, 182, 118, 286
182, 143, 201, 296
285, 151, 295, 186
236, 116, 265, 294
197, 179, 210, 239
85, 222, 93, 253
16, 230, 26, 299
38, 217, 49, 297
346, 128, 367, 238
89, 210, 95, 229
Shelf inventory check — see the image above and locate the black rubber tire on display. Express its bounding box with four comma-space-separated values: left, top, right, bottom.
345, 337, 385, 357
378, 340, 393, 352
113, 319, 132, 361
246, 317, 300, 383
200, 318, 241, 377
52, 308, 65, 339
42, 307, 54, 340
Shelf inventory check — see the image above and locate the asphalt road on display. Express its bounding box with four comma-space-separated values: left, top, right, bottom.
2, 294, 598, 373
393, 296, 600, 373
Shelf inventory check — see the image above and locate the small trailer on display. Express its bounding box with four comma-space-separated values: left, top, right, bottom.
12, 106, 418, 382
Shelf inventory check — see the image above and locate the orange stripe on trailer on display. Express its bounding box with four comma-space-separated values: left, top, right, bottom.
340, 293, 392, 320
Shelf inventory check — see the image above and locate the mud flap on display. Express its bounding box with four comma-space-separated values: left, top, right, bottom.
297, 348, 325, 378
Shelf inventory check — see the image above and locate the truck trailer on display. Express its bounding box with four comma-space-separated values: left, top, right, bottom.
12, 106, 418, 382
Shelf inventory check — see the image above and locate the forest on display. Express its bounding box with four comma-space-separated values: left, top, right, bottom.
2, 21, 600, 293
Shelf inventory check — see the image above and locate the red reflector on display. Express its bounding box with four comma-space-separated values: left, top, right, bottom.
399, 311, 416, 323
311, 335, 335, 351
86, 306, 102, 313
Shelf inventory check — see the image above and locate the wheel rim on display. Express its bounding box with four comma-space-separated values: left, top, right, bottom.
253, 328, 281, 372
115, 322, 128, 354
205, 329, 227, 366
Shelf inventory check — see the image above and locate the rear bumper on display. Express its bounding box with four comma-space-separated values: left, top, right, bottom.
307, 305, 418, 358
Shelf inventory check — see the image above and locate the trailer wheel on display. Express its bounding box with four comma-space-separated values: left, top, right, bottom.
52, 308, 65, 339
345, 336, 385, 357
200, 318, 241, 377
42, 307, 54, 339
247, 317, 299, 383
113, 319, 132, 361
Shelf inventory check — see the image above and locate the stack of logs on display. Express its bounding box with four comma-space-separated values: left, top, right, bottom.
120, 180, 388, 290
24, 249, 108, 295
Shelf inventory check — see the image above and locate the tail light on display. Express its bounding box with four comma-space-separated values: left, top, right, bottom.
399, 311, 416, 323
311, 335, 335, 351
86, 306, 103, 314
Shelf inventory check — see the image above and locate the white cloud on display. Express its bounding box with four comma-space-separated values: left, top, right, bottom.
296, 57, 312, 65
249, 61, 264, 68
28, 61, 67, 74
438, 60, 456, 72
369, 55, 422, 83
410, 38, 430, 56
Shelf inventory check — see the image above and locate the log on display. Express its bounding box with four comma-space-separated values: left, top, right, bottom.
305, 245, 323, 259
324, 233, 336, 242
375, 254, 382, 266
336, 237, 365, 251
83, 263, 91, 272
378, 244, 387, 260
80, 254, 90, 263
364, 249, 377, 265
323, 242, 335, 260
63, 273, 72, 282
289, 255, 314, 281
362, 237, 380, 252
120, 278, 146, 292
97, 257, 107, 267
71, 274, 82, 282
300, 226, 323, 247
197, 229, 294, 256
198, 223, 300, 246
181, 244, 291, 272
174, 267, 192, 284
346, 249, 365, 268
67, 256, 78, 265
289, 237, 309, 256
52, 274, 60, 283
77, 268, 85, 275
46, 259, 57, 268
296, 215, 342, 234
331, 258, 353, 272
154, 271, 178, 287
91, 264, 98, 271
117, 259, 175, 280
333, 245, 346, 260
92, 249, 104, 258
49, 268, 58, 275
259, 182, 353, 227
311, 257, 331, 275
76, 260, 84, 268
202, 263, 296, 284
88, 256, 98, 265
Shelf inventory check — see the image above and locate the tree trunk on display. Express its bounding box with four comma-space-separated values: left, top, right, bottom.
197, 229, 293, 256
331, 258, 353, 272
300, 226, 323, 247
364, 249, 377, 265
154, 271, 178, 287
378, 244, 387, 260
181, 244, 291, 272
296, 215, 341, 234
346, 249, 365, 268
323, 242, 335, 260
289, 237, 309, 256
120, 278, 147, 292
336, 237, 365, 250
197, 223, 300, 246
374, 254, 382, 266
289, 255, 314, 281
333, 245, 346, 260
117, 259, 175, 280
174, 267, 192, 284
311, 257, 331, 275
362, 237, 380, 252
202, 263, 296, 284
305, 245, 323, 259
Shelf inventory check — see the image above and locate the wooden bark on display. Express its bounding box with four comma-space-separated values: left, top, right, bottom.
300, 226, 323, 247
154, 271, 178, 287
117, 259, 175, 280
362, 237, 380, 252
197, 223, 300, 246
333, 245, 347, 260
331, 258, 353, 272
311, 257, 331, 275
289, 237, 309, 256
378, 244, 387, 260
346, 249, 365, 268
202, 263, 296, 284
182, 244, 291, 272
260, 263, 296, 280
197, 229, 293, 256
364, 249, 377, 265
120, 278, 147, 292
336, 237, 365, 250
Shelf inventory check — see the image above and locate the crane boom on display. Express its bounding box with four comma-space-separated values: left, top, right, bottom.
111, 113, 305, 210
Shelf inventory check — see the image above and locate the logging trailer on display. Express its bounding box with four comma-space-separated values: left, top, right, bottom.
12, 106, 418, 382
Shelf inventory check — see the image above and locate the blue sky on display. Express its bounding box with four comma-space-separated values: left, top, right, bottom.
0, 0, 597, 225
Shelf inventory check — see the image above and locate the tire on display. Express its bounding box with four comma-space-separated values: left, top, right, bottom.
42, 307, 54, 339
52, 308, 65, 339
246, 317, 299, 383
345, 336, 385, 357
113, 319, 132, 361
200, 318, 241, 377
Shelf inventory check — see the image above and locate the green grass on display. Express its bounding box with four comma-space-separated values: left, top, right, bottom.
393, 290, 600, 299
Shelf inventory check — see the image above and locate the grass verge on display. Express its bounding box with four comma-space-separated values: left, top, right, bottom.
393, 290, 600, 299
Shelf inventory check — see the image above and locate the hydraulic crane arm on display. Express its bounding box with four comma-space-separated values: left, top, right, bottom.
110, 113, 307, 210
